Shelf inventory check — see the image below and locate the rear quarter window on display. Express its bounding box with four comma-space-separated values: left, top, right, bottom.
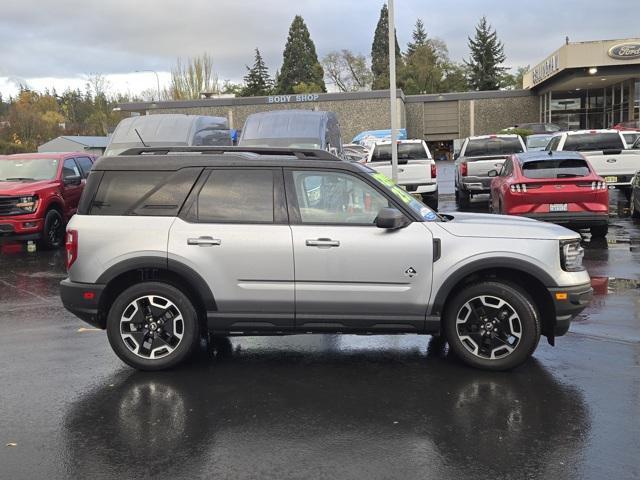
88, 168, 201, 216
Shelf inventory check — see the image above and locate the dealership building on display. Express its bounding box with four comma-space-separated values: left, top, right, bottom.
118, 37, 640, 156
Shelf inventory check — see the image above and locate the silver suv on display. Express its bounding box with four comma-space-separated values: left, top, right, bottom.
60, 147, 592, 371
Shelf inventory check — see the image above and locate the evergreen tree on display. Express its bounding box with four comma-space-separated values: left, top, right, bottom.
276, 16, 326, 94
465, 16, 507, 91
241, 48, 273, 96
371, 3, 403, 90
406, 18, 428, 57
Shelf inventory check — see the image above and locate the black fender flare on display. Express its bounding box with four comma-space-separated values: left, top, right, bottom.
429, 257, 557, 316
96, 256, 216, 311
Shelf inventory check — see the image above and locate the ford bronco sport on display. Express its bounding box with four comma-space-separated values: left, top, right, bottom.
60, 146, 592, 371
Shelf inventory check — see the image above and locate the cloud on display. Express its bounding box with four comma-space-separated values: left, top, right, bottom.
0, 0, 638, 94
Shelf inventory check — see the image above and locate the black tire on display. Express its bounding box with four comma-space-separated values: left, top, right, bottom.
456, 189, 470, 209
421, 193, 438, 211
39, 209, 64, 250
106, 282, 200, 371
443, 281, 541, 371
631, 194, 640, 219
590, 224, 608, 238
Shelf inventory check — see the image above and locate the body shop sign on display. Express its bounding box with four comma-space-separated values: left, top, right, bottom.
267, 94, 320, 104
608, 43, 640, 60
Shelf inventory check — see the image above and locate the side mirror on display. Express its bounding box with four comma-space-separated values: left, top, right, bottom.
375, 207, 409, 230
64, 175, 82, 186
488, 169, 498, 177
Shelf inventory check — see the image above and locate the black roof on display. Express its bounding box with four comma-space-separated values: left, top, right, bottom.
515, 151, 586, 164
91, 146, 355, 172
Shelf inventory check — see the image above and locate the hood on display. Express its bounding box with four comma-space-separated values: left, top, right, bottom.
437, 212, 580, 240
0, 179, 57, 195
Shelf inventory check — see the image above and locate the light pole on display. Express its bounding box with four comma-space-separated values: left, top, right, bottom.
136, 70, 161, 101
388, 0, 399, 183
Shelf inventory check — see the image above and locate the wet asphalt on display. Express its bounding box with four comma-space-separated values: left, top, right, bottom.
0, 161, 639, 479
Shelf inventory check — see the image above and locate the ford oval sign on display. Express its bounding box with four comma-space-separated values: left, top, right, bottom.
608, 43, 640, 60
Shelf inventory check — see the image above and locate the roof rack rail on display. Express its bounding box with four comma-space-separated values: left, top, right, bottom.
118, 146, 342, 161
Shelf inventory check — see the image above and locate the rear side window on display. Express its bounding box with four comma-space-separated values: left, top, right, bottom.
464, 138, 524, 156
562, 133, 624, 151
521, 159, 591, 179
371, 143, 429, 162
89, 168, 201, 216
194, 169, 274, 223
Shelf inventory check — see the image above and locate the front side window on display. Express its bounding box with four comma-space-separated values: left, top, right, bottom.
195, 169, 274, 223
75, 157, 94, 178
292, 170, 389, 224
500, 159, 512, 177
63, 159, 81, 178
545, 136, 561, 151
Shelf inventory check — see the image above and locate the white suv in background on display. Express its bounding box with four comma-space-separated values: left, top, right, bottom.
367, 140, 438, 210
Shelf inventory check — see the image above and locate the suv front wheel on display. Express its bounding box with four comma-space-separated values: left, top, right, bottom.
443, 281, 541, 371
106, 282, 200, 371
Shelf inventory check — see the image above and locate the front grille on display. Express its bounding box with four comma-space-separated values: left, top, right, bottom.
0, 196, 21, 216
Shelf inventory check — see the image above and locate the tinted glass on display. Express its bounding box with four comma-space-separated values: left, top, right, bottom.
75, 157, 93, 178
371, 143, 428, 162
196, 169, 274, 223
90, 169, 200, 216
63, 159, 80, 178
293, 170, 389, 224
0, 158, 59, 181
526, 135, 553, 149
521, 159, 591, 179
562, 133, 624, 151
464, 138, 524, 156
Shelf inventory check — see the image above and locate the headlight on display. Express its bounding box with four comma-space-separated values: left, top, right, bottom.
15, 195, 39, 213
560, 239, 584, 272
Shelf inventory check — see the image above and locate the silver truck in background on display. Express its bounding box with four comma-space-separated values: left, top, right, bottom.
546, 129, 640, 197
454, 134, 526, 208
104, 114, 232, 156
366, 139, 438, 210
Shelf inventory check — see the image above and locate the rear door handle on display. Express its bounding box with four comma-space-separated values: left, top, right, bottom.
306, 238, 340, 248
187, 236, 221, 247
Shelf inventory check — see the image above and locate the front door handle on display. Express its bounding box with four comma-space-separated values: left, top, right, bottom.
187, 236, 221, 247
306, 238, 340, 248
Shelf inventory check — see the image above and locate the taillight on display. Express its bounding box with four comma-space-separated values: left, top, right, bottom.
431, 163, 437, 178
66, 230, 78, 270
460, 162, 468, 176
510, 183, 528, 193
577, 181, 606, 190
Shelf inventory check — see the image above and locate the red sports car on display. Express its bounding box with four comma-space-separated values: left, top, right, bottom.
489, 151, 609, 237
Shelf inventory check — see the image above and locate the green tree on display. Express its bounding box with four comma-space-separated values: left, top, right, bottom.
401, 44, 443, 95
465, 16, 507, 91
502, 65, 529, 90
406, 18, 427, 57
241, 48, 273, 96
441, 62, 470, 92
276, 16, 326, 94
371, 3, 403, 90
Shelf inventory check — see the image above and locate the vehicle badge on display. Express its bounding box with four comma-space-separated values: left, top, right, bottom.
606, 158, 617, 163
404, 267, 417, 278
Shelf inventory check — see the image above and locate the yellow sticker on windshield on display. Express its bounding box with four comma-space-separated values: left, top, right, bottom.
371, 171, 414, 205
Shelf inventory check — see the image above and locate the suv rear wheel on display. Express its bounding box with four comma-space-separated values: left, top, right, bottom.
590, 224, 608, 238
106, 282, 200, 371
455, 189, 470, 209
443, 281, 540, 371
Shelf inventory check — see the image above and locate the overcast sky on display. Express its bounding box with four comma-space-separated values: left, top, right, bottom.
1, 0, 638, 97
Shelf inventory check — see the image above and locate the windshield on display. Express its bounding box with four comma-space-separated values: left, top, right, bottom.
465, 137, 524, 156
368, 171, 439, 222
562, 133, 624, 151
371, 143, 429, 162
521, 158, 591, 179
0, 158, 59, 181
526, 135, 553, 149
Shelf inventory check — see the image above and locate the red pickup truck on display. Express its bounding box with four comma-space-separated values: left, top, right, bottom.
0, 152, 96, 249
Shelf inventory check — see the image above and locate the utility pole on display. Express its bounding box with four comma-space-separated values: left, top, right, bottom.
388, 0, 399, 183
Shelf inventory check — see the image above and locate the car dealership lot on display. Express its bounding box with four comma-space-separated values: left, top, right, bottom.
0, 161, 639, 479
